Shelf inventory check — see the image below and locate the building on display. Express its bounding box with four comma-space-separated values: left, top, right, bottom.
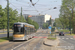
30, 15, 44, 28
44, 14, 51, 23
23, 14, 29, 19
23, 14, 51, 28
30, 14, 51, 28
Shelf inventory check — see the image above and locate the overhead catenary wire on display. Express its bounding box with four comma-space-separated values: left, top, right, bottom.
10, 3, 20, 10
6, 0, 59, 15
10, 3, 40, 12
10, 0, 55, 11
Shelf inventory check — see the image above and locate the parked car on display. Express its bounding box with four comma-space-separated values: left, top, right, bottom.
59, 32, 64, 36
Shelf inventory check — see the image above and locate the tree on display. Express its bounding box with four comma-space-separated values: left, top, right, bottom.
26, 17, 33, 24
43, 23, 48, 29
32, 21, 39, 29
0, 5, 38, 30
43, 23, 46, 29
0, 5, 7, 30
59, 0, 75, 33
53, 22, 56, 27
49, 18, 52, 26
17, 15, 26, 22
26, 17, 39, 29
55, 18, 63, 29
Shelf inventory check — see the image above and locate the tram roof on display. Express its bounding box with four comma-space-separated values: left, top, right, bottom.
14, 22, 34, 27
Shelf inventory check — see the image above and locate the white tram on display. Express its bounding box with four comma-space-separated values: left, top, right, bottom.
13, 22, 35, 40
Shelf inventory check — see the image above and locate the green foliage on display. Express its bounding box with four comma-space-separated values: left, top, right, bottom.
58, 29, 69, 32
47, 38, 56, 40
66, 33, 75, 36
26, 17, 39, 29
0, 5, 38, 30
53, 22, 56, 27
17, 15, 26, 22
55, 18, 63, 28
32, 21, 39, 29
0, 36, 12, 42
0, 5, 7, 29
51, 27, 55, 32
43, 23, 48, 29
26, 17, 33, 24
0, 5, 26, 29
59, 0, 75, 30
49, 18, 51, 25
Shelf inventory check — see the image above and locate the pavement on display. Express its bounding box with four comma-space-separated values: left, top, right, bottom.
43, 37, 59, 47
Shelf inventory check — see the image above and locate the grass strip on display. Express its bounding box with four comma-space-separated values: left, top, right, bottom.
48, 33, 57, 40
47, 38, 56, 40
0, 36, 13, 42
58, 29, 69, 32
66, 33, 75, 36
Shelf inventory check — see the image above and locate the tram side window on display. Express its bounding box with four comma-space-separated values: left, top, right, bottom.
25, 27, 27, 35
31, 28, 32, 34
32, 28, 33, 33
28, 27, 30, 35
27, 27, 29, 35
30, 28, 31, 34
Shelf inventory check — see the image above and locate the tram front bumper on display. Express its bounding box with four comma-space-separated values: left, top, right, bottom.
13, 37, 25, 40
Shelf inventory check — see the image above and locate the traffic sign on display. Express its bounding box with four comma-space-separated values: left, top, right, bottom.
48, 26, 52, 34
48, 26, 52, 30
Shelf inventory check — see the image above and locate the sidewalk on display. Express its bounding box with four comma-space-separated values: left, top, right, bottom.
43, 37, 59, 47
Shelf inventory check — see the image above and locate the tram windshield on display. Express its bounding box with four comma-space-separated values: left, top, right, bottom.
13, 24, 24, 34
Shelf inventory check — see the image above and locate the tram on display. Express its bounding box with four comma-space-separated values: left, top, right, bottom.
12, 22, 35, 40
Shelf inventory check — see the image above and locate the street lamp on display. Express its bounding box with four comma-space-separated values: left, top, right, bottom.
7, 0, 9, 38
69, 17, 71, 34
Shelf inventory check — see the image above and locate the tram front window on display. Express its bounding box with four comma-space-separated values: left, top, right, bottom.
13, 24, 24, 34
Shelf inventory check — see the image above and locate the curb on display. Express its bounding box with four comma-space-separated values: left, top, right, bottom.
43, 37, 59, 47
43, 41, 54, 47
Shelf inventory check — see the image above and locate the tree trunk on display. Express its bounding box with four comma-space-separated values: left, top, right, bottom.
71, 8, 75, 34
2, 24, 4, 33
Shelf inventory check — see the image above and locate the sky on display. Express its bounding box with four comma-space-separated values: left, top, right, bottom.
0, 0, 62, 19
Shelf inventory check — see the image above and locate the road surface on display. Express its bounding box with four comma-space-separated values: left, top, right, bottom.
0, 29, 61, 50
57, 33, 75, 50
0, 33, 13, 38
1, 29, 75, 50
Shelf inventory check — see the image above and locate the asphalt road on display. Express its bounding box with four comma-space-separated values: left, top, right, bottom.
57, 34, 75, 50
1, 29, 73, 50
0, 33, 13, 38
0, 30, 13, 33
0, 29, 48, 50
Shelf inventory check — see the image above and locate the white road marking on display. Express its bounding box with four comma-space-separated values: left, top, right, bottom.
62, 38, 64, 39
11, 38, 35, 50
33, 46, 36, 50
66, 38, 69, 39
58, 38, 60, 39
60, 39, 73, 46
70, 38, 73, 39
